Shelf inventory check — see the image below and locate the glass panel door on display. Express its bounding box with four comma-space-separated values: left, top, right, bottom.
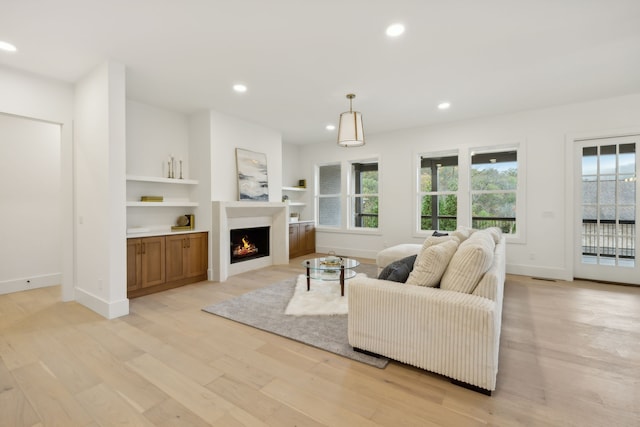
575, 136, 639, 284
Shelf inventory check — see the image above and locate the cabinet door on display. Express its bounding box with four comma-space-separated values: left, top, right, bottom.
303, 223, 315, 254
289, 223, 300, 258
186, 232, 208, 278
127, 239, 142, 291
165, 234, 187, 282
141, 236, 166, 287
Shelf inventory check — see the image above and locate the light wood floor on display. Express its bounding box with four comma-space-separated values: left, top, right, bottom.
1, 256, 639, 426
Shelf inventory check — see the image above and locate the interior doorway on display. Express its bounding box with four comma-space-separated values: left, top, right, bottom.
0, 113, 62, 294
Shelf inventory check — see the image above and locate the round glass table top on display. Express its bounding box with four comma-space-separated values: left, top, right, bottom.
302, 257, 360, 271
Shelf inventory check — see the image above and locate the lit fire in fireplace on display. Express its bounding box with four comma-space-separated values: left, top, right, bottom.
232, 235, 259, 258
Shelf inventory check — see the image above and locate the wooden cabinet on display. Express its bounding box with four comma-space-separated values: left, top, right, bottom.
302, 222, 316, 254
127, 236, 166, 292
289, 221, 315, 258
166, 233, 208, 282
127, 232, 208, 298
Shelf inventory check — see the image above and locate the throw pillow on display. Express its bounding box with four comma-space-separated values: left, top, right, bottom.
378, 254, 417, 283
406, 239, 459, 287
440, 232, 495, 294
451, 226, 474, 243
421, 234, 458, 251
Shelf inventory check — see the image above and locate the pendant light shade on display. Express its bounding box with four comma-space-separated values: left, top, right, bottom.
337, 94, 365, 147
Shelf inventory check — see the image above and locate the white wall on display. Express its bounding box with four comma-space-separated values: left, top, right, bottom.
0, 65, 74, 301
126, 100, 190, 177
189, 111, 213, 279
74, 62, 128, 319
210, 111, 283, 202
299, 93, 640, 281
0, 114, 61, 294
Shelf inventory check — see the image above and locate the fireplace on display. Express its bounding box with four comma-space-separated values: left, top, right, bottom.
230, 226, 270, 264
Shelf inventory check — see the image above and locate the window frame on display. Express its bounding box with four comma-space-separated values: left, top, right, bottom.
315, 162, 342, 229
348, 159, 379, 230
469, 143, 526, 243
414, 143, 526, 243
415, 150, 459, 234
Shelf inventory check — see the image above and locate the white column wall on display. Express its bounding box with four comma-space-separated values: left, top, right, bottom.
210, 111, 283, 202
74, 62, 128, 318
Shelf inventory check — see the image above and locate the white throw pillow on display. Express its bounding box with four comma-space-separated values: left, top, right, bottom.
421, 234, 458, 250
451, 226, 474, 243
440, 232, 494, 294
406, 239, 459, 287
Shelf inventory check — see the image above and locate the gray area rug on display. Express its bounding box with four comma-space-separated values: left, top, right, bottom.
202, 264, 388, 368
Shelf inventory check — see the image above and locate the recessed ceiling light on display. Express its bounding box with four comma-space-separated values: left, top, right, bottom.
326, 124, 335, 131
0, 41, 17, 52
438, 102, 451, 110
233, 84, 247, 93
386, 23, 405, 37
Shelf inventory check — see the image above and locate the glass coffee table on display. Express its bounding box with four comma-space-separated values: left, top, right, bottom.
302, 257, 360, 296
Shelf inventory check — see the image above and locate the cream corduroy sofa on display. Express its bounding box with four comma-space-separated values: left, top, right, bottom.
348, 229, 506, 394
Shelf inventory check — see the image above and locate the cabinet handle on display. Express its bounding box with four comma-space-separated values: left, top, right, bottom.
183, 238, 187, 249
187, 239, 191, 248
137, 242, 141, 255
142, 242, 146, 254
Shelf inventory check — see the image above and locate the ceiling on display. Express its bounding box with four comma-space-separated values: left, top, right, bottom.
2, 0, 640, 145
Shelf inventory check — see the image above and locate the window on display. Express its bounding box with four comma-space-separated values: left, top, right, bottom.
350, 161, 378, 228
418, 153, 458, 231
471, 149, 518, 234
317, 164, 341, 227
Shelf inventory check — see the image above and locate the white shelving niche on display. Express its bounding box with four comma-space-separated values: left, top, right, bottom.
282, 185, 308, 221
126, 174, 201, 237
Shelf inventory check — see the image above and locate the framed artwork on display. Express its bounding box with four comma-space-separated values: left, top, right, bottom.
236, 148, 269, 201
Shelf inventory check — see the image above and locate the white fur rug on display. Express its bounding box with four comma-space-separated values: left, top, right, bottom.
284, 273, 366, 316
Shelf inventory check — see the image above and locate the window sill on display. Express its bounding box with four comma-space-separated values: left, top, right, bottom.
316, 226, 383, 237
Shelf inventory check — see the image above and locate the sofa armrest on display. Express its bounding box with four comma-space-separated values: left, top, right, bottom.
348, 277, 500, 390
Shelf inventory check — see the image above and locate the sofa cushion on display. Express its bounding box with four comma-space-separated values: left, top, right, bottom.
440, 230, 495, 294
451, 226, 474, 243
376, 243, 422, 270
378, 254, 417, 283
406, 239, 459, 287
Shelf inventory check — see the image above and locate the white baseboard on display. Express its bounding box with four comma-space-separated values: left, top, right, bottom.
506, 264, 572, 281
316, 245, 378, 261
0, 273, 61, 295
74, 288, 129, 319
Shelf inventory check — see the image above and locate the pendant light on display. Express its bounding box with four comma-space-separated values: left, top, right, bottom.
337, 93, 365, 147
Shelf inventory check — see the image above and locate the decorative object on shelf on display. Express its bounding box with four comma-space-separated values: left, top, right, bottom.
290, 212, 299, 222
337, 93, 365, 147
298, 179, 307, 188
282, 195, 289, 202
167, 154, 183, 179
236, 148, 269, 201
140, 195, 163, 202
171, 214, 195, 231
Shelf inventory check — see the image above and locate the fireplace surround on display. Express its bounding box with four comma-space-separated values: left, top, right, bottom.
212, 201, 289, 281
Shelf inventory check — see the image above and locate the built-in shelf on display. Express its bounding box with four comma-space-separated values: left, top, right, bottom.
126, 175, 199, 185
126, 201, 199, 207
282, 186, 306, 192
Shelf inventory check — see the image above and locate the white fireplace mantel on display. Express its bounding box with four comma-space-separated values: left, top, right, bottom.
211, 201, 289, 281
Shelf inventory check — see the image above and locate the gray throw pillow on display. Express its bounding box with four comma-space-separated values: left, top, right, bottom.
378, 254, 417, 283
